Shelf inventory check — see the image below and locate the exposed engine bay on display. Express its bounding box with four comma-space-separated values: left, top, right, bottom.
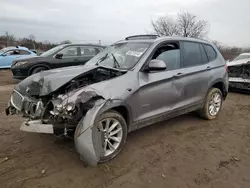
228, 62, 250, 90
6, 67, 125, 136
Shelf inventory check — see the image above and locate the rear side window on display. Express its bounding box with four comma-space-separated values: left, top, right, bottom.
203, 44, 217, 61
20, 50, 31, 55
80, 47, 99, 56
199, 44, 209, 64
182, 42, 202, 67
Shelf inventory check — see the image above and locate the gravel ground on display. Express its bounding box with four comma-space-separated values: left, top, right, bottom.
0, 70, 250, 188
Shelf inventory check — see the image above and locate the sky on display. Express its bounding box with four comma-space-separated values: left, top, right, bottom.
0, 0, 249, 46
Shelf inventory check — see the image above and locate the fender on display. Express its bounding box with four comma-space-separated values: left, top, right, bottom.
207, 78, 228, 99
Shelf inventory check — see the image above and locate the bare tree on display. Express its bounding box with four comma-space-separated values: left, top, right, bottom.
151, 11, 209, 39
5, 32, 16, 46
151, 16, 178, 36
177, 11, 208, 38
28, 34, 36, 41
60, 40, 72, 44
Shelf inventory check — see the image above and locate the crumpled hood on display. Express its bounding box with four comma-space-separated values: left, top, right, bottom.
14, 65, 98, 96
227, 59, 250, 67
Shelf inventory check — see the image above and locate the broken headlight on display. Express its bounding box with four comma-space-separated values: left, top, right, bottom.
65, 103, 75, 111
54, 103, 75, 113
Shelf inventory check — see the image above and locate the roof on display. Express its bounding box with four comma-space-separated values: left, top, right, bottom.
62, 43, 105, 48
116, 35, 212, 45
4, 46, 29, 51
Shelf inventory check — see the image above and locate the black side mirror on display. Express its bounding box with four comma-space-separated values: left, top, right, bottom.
55, 53, 63, 59
146, 59, 166, 71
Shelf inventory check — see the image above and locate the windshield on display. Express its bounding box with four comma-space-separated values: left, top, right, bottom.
233, 54, 250, 61
40, 45, 65, 57
85, 42, 152, 69
0, 47, 9, 55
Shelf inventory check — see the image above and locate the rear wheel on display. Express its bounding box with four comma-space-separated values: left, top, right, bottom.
31, 67, 48, 75
198, 88, 223, 120
98, 110, 128, 163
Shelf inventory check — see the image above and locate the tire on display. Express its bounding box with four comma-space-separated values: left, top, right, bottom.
198, 88, 223, 120
98, 110, 128, 163
31, 66, 48, 75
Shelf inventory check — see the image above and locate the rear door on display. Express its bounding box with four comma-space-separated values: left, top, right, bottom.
52, 46, 80, 68
175, 41, 210, 108
77, 46, 101, 65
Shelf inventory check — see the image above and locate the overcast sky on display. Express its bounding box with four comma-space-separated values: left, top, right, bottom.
1, 0, 249, 46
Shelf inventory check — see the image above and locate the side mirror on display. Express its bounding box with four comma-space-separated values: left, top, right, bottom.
1, 53, 6, 57
147, 59, 166, 71
55, 53, 63, 59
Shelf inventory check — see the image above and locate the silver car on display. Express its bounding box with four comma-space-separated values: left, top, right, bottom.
227, 53, 250, 91
6, 35, 229, 166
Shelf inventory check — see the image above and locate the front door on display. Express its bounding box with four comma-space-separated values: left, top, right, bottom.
136, 42, 182, 128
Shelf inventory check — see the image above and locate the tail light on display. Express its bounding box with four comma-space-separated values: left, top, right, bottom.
225, 63, 228, 72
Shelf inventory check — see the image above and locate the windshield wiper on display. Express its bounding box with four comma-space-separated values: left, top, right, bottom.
111, 53, 120, 68
95, 53, 109, 66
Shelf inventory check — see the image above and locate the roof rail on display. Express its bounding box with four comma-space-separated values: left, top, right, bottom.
125, 35, 159, 40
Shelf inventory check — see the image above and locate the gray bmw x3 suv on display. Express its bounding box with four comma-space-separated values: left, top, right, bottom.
6, 35, 229, 166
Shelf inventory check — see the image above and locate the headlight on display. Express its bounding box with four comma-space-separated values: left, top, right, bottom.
66, 103, 75, 111
14, 61, 28, 66
55, 103, 75, 112
55, 104, 63, 112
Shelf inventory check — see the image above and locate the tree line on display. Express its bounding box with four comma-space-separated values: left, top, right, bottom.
0, 32, 72, 52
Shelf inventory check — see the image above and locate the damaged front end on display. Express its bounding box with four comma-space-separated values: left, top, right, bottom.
6, 66, 125, 136
6, 66, 127, 165
228, 61, 250, 91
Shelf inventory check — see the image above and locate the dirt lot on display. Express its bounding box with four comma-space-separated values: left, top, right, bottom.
1, 70, 250, 188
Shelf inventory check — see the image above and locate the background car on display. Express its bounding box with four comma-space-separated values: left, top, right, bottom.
0, 46, 37, 69
11, 44, 104, 79
227, 53, 250, 91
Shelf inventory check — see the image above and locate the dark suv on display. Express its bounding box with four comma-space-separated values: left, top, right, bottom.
6, 35, 228, 166
11, 44, 104, 79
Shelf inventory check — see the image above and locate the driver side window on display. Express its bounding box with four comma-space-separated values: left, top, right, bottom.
152, 43, 180, 71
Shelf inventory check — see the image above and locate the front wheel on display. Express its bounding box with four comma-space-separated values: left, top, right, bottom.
98, 110, 128, 163
198, 88, 223, 120
31, 66, 48, 75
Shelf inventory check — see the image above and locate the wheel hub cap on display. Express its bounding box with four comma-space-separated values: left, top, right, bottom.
208, 93, 222, 116
98, 118, 123, 157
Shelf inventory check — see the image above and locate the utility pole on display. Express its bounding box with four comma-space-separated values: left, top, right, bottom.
5, 31, 8, 47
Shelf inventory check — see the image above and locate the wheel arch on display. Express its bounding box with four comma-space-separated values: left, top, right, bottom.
209, 79, 227, 99
28, 63, 51, 75
99, 100, 133, 132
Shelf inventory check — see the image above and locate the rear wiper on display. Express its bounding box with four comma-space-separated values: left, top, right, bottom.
111, 53, 120, 68
95, 53, 108, 66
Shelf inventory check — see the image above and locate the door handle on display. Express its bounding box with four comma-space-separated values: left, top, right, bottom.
174, 72, 183, 77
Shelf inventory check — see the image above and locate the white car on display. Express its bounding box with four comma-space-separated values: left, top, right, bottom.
227, 53, 250, 91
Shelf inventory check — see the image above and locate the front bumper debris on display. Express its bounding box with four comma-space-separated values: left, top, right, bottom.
20, 120, 54, 134
229, 77, 250, 90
